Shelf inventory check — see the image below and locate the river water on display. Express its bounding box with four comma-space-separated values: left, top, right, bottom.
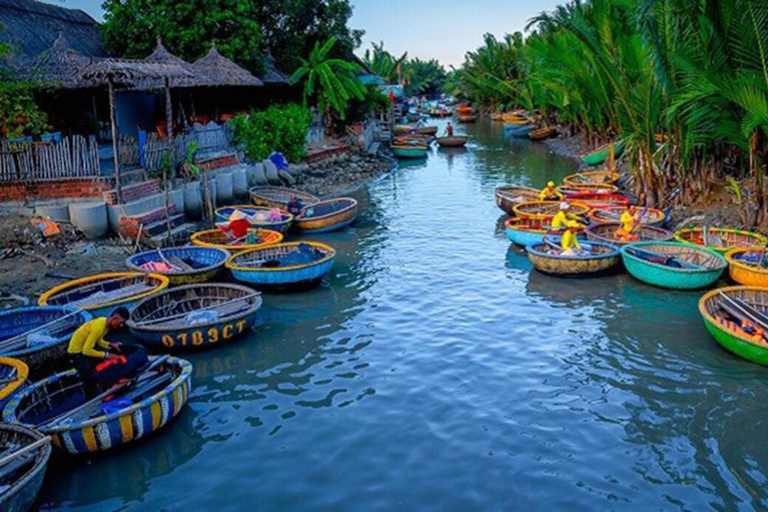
40, 121, 768, 511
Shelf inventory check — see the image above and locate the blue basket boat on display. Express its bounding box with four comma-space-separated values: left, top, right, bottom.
0, 306, 92, 378
214, 206, 294, 234
3, 356, 192, 455
505, 218, 586, 247
0, 423, 51, 511
227, 242, 336, 291
126, 247, 230, 286
621, 241, 727, 290
126, 284, 262, 351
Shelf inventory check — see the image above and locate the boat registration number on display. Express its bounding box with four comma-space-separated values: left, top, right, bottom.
161, 320, 248, 348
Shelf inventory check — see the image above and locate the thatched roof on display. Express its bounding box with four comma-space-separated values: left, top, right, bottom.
0, 0, 105, 63
261, 51, 290, 86
16, 32, 94, 88
80, 58, 195, 88
191, 44, 263, 87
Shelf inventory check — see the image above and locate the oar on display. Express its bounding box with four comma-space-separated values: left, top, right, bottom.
38, 355, 170, 429
156, 249, 181, 272
625, 247, 703, 270
0, 311, 82, 352
629, 206, 649, 234
717, 291, 768, 334
0, 436, 50, 468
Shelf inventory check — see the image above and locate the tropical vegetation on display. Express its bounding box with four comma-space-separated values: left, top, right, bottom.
231, 104, 312, 162
362, 43, 447, 96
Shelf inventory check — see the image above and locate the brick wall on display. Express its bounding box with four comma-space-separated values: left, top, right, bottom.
0, 179, 112, 202
198, 154, 239, 173
103, 179, 161, 205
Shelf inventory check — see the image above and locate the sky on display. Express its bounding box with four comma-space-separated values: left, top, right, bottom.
46, 0, 561, 68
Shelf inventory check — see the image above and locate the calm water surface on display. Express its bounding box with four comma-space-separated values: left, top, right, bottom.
40, 121, 768, 511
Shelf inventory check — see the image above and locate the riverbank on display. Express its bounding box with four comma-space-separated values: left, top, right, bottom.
291, 151, 395, 198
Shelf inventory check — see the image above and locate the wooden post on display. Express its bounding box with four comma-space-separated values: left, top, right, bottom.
108, 78, 121, 203
163, 77, 174, 242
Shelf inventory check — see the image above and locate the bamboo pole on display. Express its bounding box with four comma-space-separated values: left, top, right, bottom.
108, 78, 122, 203
164, 77, 174, 243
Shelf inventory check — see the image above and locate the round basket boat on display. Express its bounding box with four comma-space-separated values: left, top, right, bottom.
127, 284, 262, 351
565, 192, 630, 209
3, 356, 192, 454
214, 206, 294, 233
0, 306, 92, 378
699, 286, 768, 365
726, 249, 768, 287
563, 169, 620, 186
392, 146, 428, 159
0, 423, 52, 511
505, 218, 585, 247
38, 273, 168, 318
436, 136, 468, 148
587, 222, 673, 246
190, 229, 283, 253
621, 242, 727, 290
495, 186, 539, 215
227, 242, 336, 291
0, 358, 27, 410
589, 206, 665, 226
674, 227, 768, 255
127, 247, 230, 286
249, 186, 319, 211
526, 241, 621, 276
558, 183, 620, 196
295, 198, 358, 233
457, 115, 478, 124
513, 201, 591, 221
415, 126, 438, 136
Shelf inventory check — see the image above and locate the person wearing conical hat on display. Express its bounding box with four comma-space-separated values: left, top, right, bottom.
220, 209, 252, 242
539, 181, 563, 201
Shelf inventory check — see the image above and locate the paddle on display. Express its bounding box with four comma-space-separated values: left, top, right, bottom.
625, 247, 703, 270
0, 436, 50, 469
717, 291, 768, 338
629, 206, 649, 234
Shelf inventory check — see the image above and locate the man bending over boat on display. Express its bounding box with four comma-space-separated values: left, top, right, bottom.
68, 308, 148, 395
539, 181, 563, 201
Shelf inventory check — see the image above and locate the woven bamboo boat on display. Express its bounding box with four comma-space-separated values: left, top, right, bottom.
589, 206, 665, 226
228, 242, 336, 291
557, 183, 620, 196
190, 229, 283, 253
127, 247, 230, 285
0, 423, 51, 511
0, 358, 27, 410
501, 113, 529, 124
456, 106, 473, 115
436, 136, 468, 148
580, 140, 624, 165
295, 198, 358, 233
526, 241, 621, 276
674, 227, 768, 255
587, 222, 673, 246
249, 186, 319, 211
529, 126, 557, 141
495, 186, 540, 215
214, 206, 294, 233
725, 249, 768, 286
3, 356, 192, 454
621, 242, 726, 289
565, 192, 630, 209
392, 145, 429, 159
513, 201, 591, 221
505, 124, 534, 138
38, 273, 168, 318
393, 135, 431, 147
563, 170, 620, 186
505, 218, 585, 247
393, 124, 415, 135
699, 286, 768, 365
127, 284, 262, 351
457, 115, 478, 123
415, 126, 438, 136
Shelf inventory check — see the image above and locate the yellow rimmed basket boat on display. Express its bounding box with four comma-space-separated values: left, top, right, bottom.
589, 206, 666, 226
725, 249, 768, 286
526, 241, 621, 276
190, 229, 283, 253
214, 206, 294, 234
512, 201, 591, 221
557, 183, 620, 196
674, 227, 768, 255
563, 170, 620, 186
38, 273, 169, 318
227, 242, 337, 291
587, 222, 673, 246
0, 357, 28, 410
495, 185, 540, 215
249, 186, 319, 211
126, 247, 230, 286
295, 198, 358, 233
699, 286, 768, 365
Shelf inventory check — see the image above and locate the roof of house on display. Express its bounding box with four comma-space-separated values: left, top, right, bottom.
190, 44, 263, 87
260, 51, 290, 85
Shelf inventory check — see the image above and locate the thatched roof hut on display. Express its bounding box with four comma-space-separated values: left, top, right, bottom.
261, 51, 290, 86
80, 57, 194, 88
15, 32, 93, 88
190, 44, 263, 88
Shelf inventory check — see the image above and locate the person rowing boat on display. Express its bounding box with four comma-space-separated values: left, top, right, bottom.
220, 210, 256, 245
615, 206, 641, 241
552, 202, 585, 254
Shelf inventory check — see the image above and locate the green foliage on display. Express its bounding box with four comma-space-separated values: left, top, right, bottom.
362, 42, 408, 83
231, 104, 311, 162
290, 37, 366, 120
343, 86, 391, 126
361, 42, 447, 96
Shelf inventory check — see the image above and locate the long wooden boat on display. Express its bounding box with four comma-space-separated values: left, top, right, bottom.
457, 115, 478, 124
725, 249, 768, 286
563, 170, 620, 186
526, 241, 621, 276
38, 273, 168, 318
0, 423, 51, 511
436, 136, 468, 148
501, 113, 529, 124
228, 242, 336, 291
587, 222, 673, 246
392, 145, 428, 159
581, 140, 625, 166
529, 126, 557, 141
699, 286, 768, 365
215, 206, 294, 233
127, 284, 262, 351
295, 198, 358, 233
565, 192, 630, 209
495, 186, 540, 215
674, 227, 768, 255
512, 201, 591, 221
505, 123, 534, 138
190, 229, 283, 253
0, 306, 91, 378
621, 242, 727, 289
3, 356, 192, 454
249, 186, 319, 211
589, 206, 665, 226
415, 126, 438, 136
127, 247, 230, 285
505, 218, 585, 247
0, 358, 27, 410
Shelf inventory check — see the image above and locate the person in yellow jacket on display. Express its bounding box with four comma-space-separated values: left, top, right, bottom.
551, 202, 583, 230
539, 181, 563, 201
560, 224, 583, 254
615, 205, 640, 241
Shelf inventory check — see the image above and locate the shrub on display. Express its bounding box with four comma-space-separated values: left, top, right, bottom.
231, 104, 311, 163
